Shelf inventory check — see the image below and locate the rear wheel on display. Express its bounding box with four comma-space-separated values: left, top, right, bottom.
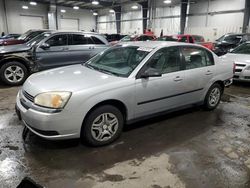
0, 61, 28, 86
204, 83, 223, 110
81, 105, 124, 146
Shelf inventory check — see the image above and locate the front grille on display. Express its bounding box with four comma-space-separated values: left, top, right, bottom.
22, 90, 34, 102
235, 69, 243, 73
244, 76, 250, 79
233, 75, 239, 79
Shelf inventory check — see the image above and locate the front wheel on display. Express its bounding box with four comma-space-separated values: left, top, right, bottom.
81, 105, 124, 146
0, 61, 28, 86
204, 83, 223, 110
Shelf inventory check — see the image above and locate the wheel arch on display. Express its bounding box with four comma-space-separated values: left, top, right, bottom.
0, 56, 31, 73
212, 80, 225, 94
80, 99, 128, 133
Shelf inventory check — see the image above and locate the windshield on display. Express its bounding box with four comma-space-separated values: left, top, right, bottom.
85, 46, 151, 77
217, 35, 242, 43
231, 43, 250, 54
26, 32, 51, 46
18, 30, 32, 40
18, 30, 45, 42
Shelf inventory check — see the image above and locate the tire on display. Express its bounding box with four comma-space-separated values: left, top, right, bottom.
81, 105, 124, 146
204, 83, 223, 110
0, 61, 28, 86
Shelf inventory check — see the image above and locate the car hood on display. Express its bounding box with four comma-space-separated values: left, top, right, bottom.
0, 43, 30, 54
23, 64, 125, 96
223, 53, 250, 64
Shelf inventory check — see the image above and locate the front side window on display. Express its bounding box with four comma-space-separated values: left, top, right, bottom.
231, 43, 250, 54
179, 36, 188, 43
181, 47, 214, 70
145, 47, 181, 74
46, 35, 68, 46
85, 46, 150, 77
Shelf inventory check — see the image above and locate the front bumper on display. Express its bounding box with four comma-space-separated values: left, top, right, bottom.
234, 69, 250, 82
16, 91, 81, 140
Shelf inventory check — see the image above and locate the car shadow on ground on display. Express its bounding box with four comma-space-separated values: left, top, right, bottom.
23, 105, 209, 151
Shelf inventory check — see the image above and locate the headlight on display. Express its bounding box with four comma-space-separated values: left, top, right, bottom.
34, 91, 71, 109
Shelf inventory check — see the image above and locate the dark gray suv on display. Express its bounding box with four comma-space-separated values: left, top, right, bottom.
0, 31, 109, 85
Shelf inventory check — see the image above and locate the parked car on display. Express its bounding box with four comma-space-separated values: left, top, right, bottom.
16, 41, 233, 146
0, 31, 109, 85
110, 34, 156, 45
104, 34, 127, 42
0, 29, 50, 46
158, 34, 214, 50
0, 34, 21, 40
222, 42, 250, 82
214, 33, 250, 56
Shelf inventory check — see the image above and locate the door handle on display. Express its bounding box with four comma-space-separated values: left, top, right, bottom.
62, 47, 69, 51
173, 76, 183, 81
205, 70, 213, 75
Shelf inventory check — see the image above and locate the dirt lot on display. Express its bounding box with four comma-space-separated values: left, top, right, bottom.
0, 83, 250, 188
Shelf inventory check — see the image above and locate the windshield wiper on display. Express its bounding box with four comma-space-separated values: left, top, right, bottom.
86, 64, 121, 77
98, 68, 121, 77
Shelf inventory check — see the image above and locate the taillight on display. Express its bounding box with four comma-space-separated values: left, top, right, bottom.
233, 63, 236, 74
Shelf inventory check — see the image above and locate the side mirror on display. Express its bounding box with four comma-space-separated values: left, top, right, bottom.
40, 43, 50, 50
140, 68, 162, 78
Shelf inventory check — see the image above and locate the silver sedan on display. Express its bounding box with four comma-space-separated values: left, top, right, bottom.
16, 41, 233, 146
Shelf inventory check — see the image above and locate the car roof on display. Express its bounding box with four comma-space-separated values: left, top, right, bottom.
119, 41, 202, 49
50, 30, 101, 35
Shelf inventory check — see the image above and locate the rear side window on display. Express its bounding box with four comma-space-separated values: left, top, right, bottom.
71, 34, 94, 45
181, 47, 214, 70
92, 36, 105, 44
46, 35, 68, 46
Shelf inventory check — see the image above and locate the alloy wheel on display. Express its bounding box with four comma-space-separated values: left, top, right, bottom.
91, 113, 119, 142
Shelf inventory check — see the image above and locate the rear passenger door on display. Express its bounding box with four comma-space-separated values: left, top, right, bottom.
90, 35, 108, 58
67, 34, 94, 64
181, 46, 215, 104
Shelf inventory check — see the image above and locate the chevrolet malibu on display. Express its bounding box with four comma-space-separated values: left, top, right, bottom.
16, 42, 234, 146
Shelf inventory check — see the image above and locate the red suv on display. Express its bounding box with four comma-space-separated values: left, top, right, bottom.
158, 34, 214, 50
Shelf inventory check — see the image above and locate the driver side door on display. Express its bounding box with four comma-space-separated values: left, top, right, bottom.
35, 34, 71, 70
134, 46, 186, 118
